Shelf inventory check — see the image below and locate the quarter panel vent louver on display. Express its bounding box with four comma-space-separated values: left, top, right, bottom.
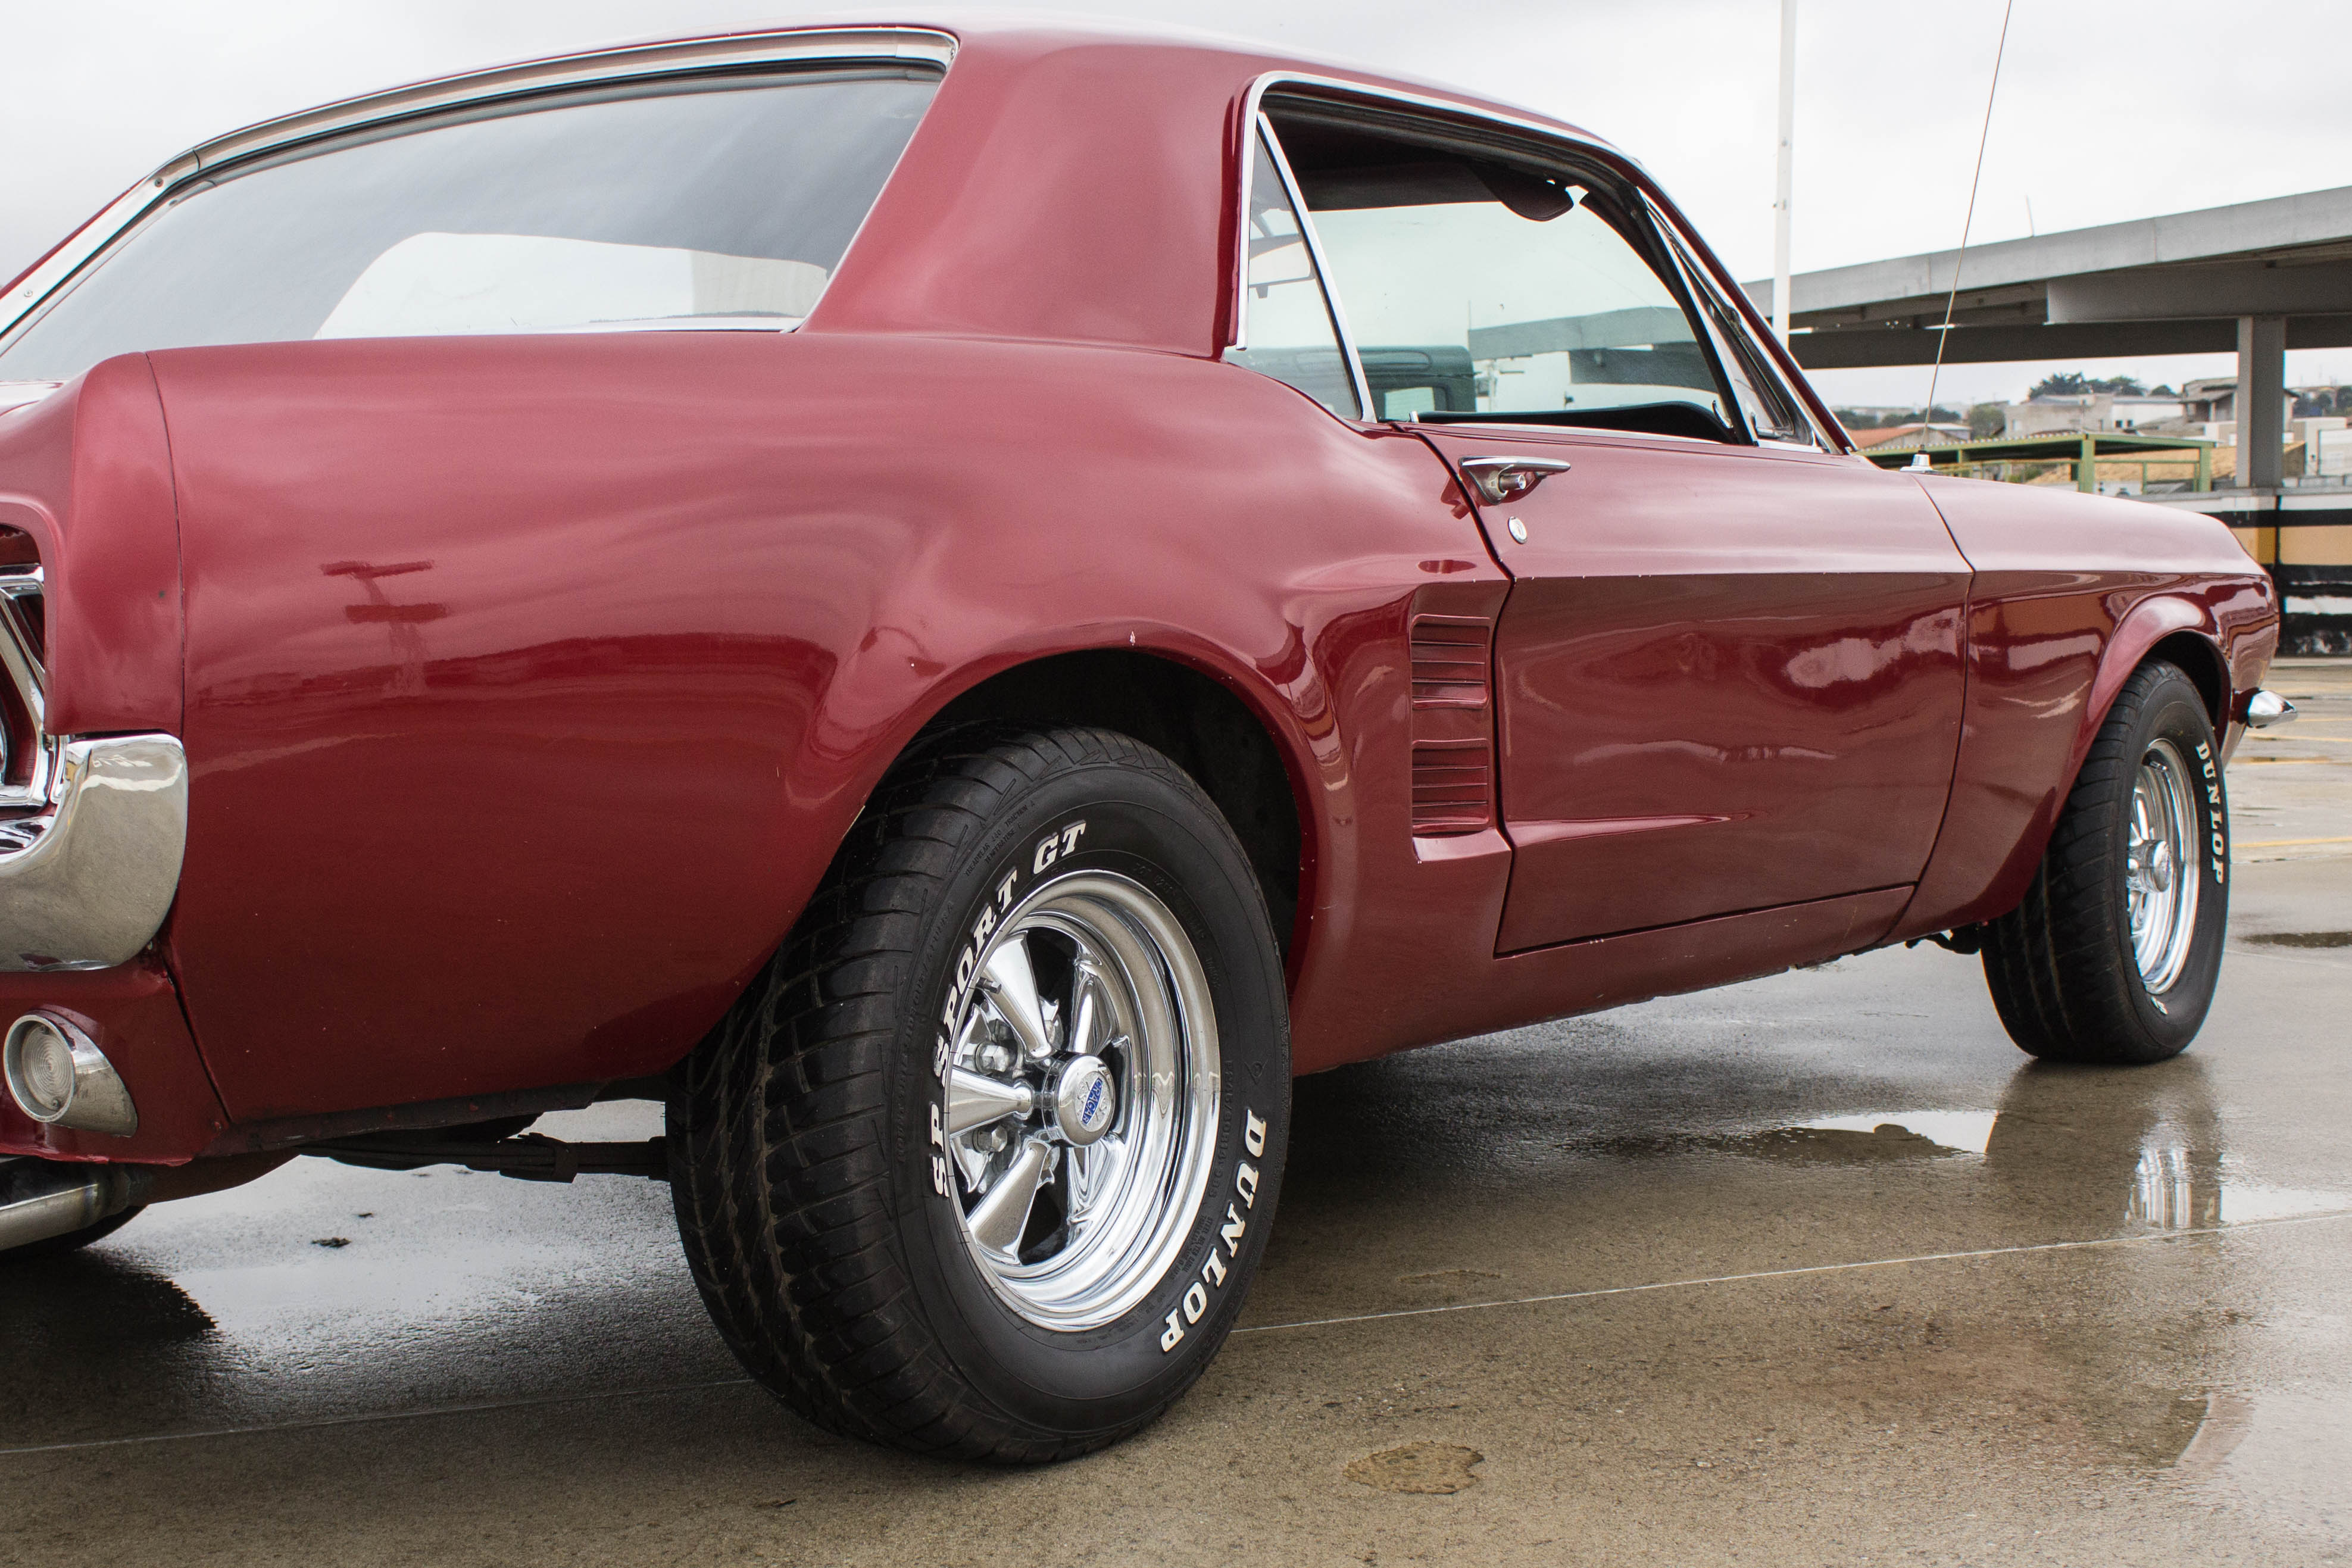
1406, 606, 1497, 837
1410, 613, 1492, 707
1411, 738, 1493, 835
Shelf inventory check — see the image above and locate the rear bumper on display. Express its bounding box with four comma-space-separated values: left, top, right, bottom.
0, 734, 187, 973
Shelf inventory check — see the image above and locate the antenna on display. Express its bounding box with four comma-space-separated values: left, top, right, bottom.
1925, 0, 2018, 429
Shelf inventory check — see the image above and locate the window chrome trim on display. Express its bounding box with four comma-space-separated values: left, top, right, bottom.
1237, 114, 1374, 421
0, 27, 957, 344
0, 570, 54, 811
1229, 69, 1633, 362
1647, 199, 1823, 451
1238, 71, 1756, 433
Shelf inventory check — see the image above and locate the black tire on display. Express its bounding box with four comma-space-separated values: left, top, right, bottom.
1982, 660, 2228, 1064
4, 1203, 143, 1261
668, 724, 1290, 1463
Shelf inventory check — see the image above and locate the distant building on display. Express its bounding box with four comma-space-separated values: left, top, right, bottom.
2000, 392, 2189, 438
2179, 377, 2239, 426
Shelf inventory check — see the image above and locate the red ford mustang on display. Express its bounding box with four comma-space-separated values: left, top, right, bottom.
0, 20, 2286, 1460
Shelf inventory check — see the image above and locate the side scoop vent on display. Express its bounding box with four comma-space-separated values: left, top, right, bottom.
1406, 608, 1495, 836
1410, 614, 1492, 707
1411, 739, 1493, 835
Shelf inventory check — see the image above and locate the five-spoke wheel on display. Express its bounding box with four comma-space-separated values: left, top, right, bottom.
941, 872, 1220, 1330
668, 726, 1288, 1463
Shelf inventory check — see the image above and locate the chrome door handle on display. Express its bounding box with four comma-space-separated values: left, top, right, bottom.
1458, 456, 1573, 504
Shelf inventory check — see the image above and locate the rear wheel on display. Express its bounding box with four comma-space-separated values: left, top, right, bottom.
668, 725, 1289, 1463
1982, 660, 2228, 1064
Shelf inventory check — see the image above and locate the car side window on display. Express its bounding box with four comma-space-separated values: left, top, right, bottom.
1264, 111, 1736, 443
1223, 129, 1362, 419
1657, 218, 1818, 446
0, 69, 939, 384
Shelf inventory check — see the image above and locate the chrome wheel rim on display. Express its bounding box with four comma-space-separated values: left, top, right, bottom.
2126, 737, 2201, 994
941, 870, 1219, 1330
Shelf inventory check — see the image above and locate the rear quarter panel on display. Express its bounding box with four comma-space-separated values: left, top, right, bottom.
149, 330, 1501, 1121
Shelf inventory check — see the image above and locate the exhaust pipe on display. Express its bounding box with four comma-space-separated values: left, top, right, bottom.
0, 1155, 151, 1255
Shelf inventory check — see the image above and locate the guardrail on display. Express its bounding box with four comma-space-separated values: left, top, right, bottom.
1863, 432, 2217, 493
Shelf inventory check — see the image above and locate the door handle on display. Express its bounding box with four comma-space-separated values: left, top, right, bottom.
1457, 456, 1573, 504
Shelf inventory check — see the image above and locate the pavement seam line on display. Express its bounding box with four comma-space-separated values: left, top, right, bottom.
1230, 1206, 2352, 1337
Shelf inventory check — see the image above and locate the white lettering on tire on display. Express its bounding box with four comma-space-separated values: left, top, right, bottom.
1032, 819, 1088, 874
2195, 740, 2226, 884
1159, 1107, 1266, 1353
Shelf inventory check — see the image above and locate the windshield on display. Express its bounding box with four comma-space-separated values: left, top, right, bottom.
0, 68, 937, 382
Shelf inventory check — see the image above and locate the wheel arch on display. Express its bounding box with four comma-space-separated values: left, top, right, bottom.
2076, 598, 2231, 771
2005, 596, 2231, 919
908, 648, 1313, 969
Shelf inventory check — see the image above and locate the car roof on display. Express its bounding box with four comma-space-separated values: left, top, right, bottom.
72, 15, 1626, 362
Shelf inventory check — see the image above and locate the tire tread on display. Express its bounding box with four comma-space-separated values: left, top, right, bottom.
669, 724, 1245, 1463
1981, 660, 2224, 1064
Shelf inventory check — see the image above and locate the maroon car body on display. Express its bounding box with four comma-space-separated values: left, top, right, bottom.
0, 17, 2278, 1180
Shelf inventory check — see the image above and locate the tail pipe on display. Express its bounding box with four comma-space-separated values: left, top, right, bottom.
0, 1154, 150, 1255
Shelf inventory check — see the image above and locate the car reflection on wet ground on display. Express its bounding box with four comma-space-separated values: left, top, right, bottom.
4, 660, 2348, 1565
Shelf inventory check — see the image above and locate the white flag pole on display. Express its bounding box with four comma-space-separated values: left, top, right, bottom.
1772, 0, 1797, 343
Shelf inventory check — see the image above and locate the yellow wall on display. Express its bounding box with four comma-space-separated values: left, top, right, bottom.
2278, 524, 2352, 567
2230, 525, 2278, 564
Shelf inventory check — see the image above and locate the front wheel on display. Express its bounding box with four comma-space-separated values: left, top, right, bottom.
668, 725, 1290, 1463
1982, 660, 2229, 1064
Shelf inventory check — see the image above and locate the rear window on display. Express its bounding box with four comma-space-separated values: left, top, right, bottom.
0, 67, 937, 382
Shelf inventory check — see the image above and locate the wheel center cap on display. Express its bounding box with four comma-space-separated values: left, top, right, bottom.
1049, 1055, 1117, 1146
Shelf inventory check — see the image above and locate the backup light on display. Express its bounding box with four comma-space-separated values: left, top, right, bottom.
4, 1013, 139, 1135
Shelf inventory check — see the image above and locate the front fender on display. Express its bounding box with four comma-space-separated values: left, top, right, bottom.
1891, 477, 2277, 941
2071, 594, 2223, 777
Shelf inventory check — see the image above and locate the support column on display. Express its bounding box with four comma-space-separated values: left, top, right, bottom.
2238, 314, 2287, 488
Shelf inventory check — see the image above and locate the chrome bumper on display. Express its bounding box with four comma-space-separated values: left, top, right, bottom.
0, 735, 188, 972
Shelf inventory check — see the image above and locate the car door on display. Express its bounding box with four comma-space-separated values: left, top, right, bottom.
1269, 104, 1970, 951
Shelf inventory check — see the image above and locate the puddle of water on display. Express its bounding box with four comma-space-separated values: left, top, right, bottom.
2207, 1181, 2352, 1223
1798, 1111, 1999, 1155
2170, 1389, 2352, 1537
1718, 1110, 2352, 1230
1690, 1111, 1998, 1165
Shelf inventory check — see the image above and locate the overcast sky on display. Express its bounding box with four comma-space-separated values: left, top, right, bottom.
7, 0, 2350, 408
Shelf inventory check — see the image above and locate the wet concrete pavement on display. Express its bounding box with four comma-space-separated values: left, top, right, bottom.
5, 660, 2349, 1565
